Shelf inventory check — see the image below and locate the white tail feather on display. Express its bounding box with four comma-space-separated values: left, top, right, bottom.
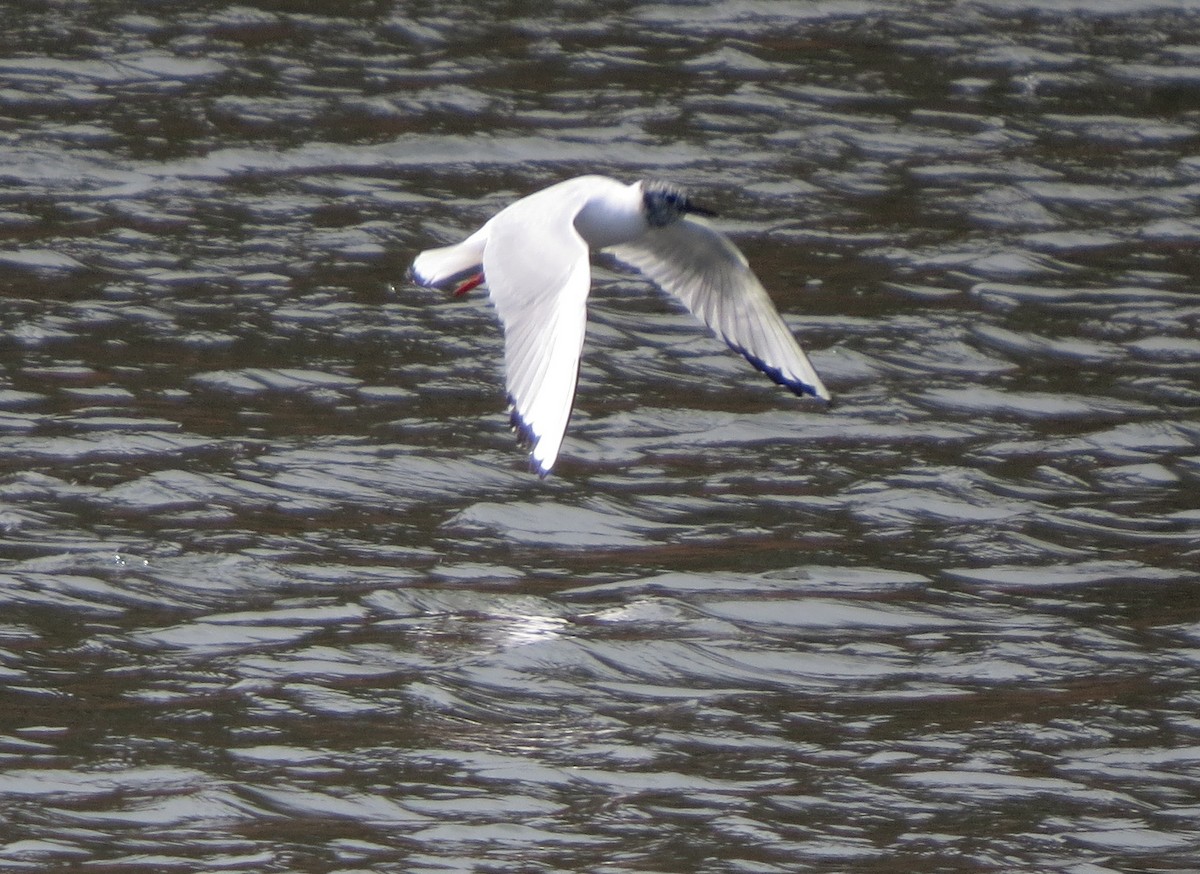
410, 229, 488, 288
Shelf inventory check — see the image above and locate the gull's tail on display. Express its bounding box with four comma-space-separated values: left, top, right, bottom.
410, 228, 487, 289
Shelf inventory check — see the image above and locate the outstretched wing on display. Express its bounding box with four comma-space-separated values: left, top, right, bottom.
482, 182, 597, 475
609, 217, 830, 401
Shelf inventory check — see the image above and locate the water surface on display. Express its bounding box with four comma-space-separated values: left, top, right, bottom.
1, 1, 1199, 871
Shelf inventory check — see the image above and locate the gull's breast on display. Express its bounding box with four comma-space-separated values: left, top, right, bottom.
572, 180, 648, 250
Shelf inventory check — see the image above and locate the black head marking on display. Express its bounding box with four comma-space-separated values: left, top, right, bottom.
640, 179, 718, 228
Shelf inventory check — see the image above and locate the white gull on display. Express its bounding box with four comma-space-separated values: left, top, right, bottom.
410, 175, 830, 475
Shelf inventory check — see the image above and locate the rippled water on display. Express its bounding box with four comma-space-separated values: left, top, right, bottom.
1, 1, 1199, 871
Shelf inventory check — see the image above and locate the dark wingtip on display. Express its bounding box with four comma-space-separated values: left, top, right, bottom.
509, 402, 535, 448
508, 399, 555, 477
737, 347, 831, 404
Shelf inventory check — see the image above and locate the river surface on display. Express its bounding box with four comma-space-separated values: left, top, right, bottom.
1, 1, 1199, 871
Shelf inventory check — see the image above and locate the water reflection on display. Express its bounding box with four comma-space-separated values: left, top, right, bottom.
1, 0, 1199, 871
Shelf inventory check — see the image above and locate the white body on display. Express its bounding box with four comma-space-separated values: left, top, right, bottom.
411, 175, 829, 475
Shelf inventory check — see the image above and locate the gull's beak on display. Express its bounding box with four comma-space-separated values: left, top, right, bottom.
685, 199, 718, 218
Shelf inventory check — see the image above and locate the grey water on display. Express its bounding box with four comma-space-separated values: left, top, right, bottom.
1, 1, 1199, 871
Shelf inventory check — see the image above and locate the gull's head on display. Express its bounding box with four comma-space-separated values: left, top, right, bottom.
639, 179, 718, 228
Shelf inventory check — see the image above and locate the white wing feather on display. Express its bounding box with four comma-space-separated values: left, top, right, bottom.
481, 182, 596, 475
609, 217, 830, 401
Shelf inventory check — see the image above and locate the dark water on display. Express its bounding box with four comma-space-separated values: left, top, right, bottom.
1, 1, 1199, 871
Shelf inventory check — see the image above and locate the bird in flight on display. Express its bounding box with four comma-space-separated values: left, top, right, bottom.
410, 175, 829, 475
